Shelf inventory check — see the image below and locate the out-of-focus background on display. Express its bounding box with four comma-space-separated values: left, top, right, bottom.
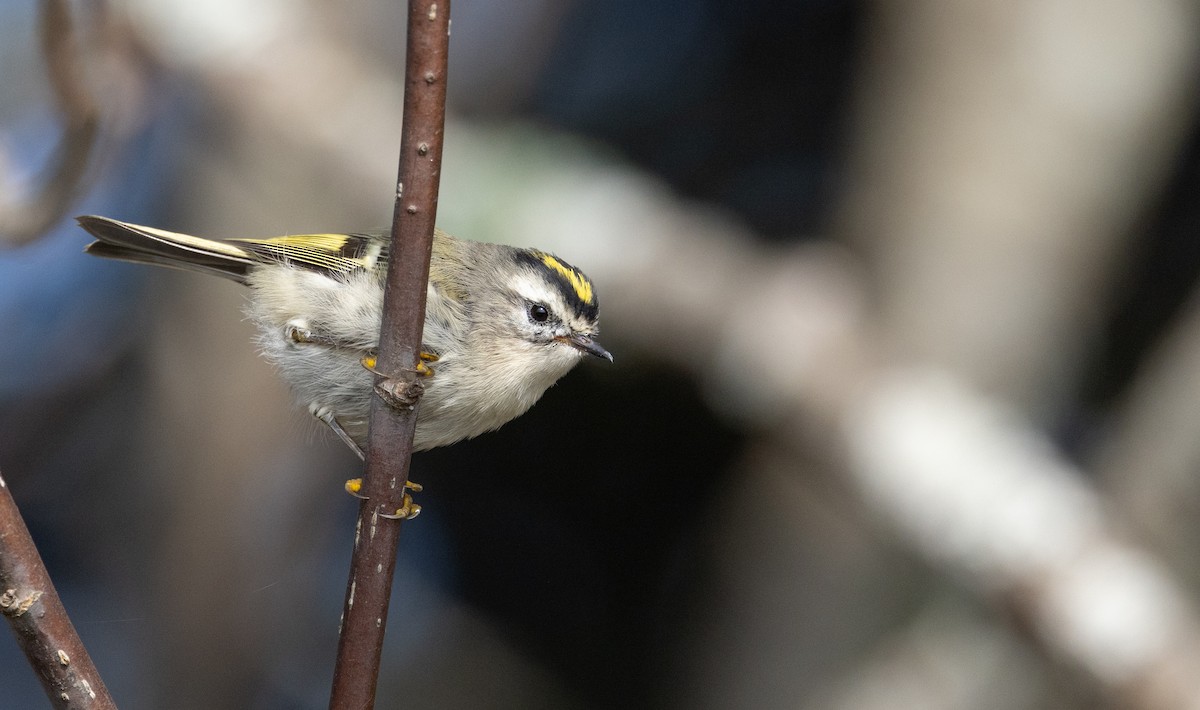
2, 0, 1200, 708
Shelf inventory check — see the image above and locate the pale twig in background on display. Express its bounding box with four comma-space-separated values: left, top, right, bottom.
837, 0, 1199, 416
844, 372, 1200, 709
0, 0, 99, 246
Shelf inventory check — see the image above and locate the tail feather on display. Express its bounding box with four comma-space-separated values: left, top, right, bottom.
77, 215, 255, 284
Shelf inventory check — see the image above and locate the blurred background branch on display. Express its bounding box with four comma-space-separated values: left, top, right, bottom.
0, 0, 99, 246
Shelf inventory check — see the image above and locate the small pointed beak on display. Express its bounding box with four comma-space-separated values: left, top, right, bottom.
560, 333, 613, 362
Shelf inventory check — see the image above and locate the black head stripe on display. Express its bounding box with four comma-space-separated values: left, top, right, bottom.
514, 250, 599, 321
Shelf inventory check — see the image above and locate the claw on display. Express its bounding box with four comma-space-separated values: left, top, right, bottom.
361, 352, 438, 377
417, 351, 439, 377
287, 323, 312, 343
380, 494, 421, 520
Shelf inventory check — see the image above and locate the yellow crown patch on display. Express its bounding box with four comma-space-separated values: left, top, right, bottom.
539, 253, 594, 305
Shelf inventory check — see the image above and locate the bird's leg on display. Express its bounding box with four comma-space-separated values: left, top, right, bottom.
319, 368, 425, 516
285, 319, 349, 348
311, 405, 422, 515
289, 324, 427, 519
311, 405, 364, 459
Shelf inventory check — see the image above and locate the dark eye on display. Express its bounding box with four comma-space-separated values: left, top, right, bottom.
529, 303, 550, 323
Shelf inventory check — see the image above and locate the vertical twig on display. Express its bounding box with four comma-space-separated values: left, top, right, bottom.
0, 469, 116, 709
328, 2, 450, 708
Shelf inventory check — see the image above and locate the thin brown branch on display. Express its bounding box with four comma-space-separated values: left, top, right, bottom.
328, 2, 450, 708
0, 468, 116, 709
0, 0, 100, 246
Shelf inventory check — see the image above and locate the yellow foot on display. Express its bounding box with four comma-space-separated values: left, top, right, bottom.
344, 478, 423, 498
417, 352, 439, 377
380, 494, 421, 520
360, 351, 439, 377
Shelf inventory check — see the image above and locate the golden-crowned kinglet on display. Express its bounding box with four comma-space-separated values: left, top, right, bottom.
77, 215, 611, 457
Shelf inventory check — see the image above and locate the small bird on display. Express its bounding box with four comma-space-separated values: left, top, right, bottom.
78, 216, 611, 460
